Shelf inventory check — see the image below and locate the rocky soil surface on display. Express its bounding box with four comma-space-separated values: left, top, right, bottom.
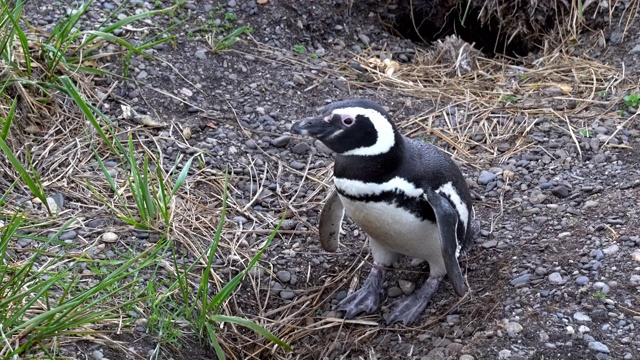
18, 0, 640, 359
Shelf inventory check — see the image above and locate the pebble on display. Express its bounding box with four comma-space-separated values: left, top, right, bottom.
629, 44, 640, 54
195, 49, 206, 59
387, 286, 403, 297
477, 171, 496, 185
593, 282, 610, 294
101, 232, 118, 242
573, 312, 592, 322
498, 349, 511, 359
575, 276, 590, 286
92, 350, 104, 360
630, 274, 640, 285
593, 249, 604, 260
551, 185, 570, 198
279, 290, 295, 300
547, 272, 565, 284
271, 136, 291, 147
510, 273, 531, 286
481, 240, 498, 249
505, 321, 523, 335
276, 270, 291, 283
292, 142, 311, 154
398, 280, 415, 295
289, 161, 306, 170
602, 244, 619, 255
588, 341, 610, 353
59, 230, 77, 241
459, 356, 474, 360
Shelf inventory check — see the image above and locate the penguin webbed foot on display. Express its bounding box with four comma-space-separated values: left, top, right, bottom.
386, 275, 443, 326
336, 265, 384, 319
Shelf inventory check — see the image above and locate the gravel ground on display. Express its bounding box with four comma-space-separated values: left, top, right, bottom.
16, 0, 640, 359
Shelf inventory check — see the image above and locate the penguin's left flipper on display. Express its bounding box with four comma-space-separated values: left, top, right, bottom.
423, 187, 467, 297
318, 189, 344, 252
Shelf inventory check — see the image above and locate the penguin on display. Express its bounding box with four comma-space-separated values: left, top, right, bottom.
290, 99, 475, 325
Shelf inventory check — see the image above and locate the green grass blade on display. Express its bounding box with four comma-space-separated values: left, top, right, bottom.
0, 137, 47, 205
0, 96, 17, 141
171, 155, 194, 196
58, 76, 117, 154
209, 314, 292, 351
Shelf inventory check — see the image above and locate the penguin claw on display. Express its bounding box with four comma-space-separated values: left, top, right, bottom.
386, 295, 429, 325
386, 275, 442, 326
335, 288, 380, 319
335, 265, 384, 319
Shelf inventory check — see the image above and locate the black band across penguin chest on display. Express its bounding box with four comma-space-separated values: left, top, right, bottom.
335, 187, 436, 223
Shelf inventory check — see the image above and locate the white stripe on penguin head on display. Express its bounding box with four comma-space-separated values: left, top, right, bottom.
331, 107, 395, 156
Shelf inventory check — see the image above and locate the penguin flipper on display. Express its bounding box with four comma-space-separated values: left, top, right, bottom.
318, 188, 344, 252
423, 188, 467, 297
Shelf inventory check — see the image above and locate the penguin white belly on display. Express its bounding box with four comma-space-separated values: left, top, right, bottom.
338, 195, 447, 276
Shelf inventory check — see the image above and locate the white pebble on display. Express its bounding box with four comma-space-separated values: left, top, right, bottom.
101, 232, 118, 243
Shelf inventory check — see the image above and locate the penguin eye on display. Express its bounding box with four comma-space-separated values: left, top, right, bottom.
342, 117, 354, 127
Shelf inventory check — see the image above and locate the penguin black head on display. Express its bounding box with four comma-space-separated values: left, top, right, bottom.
291, 99, 401, 156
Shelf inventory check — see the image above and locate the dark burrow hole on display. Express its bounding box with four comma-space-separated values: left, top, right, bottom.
382, 0, 565, 57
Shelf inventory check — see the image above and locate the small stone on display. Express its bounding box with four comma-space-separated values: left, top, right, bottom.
593, 282, 610, 294
477, 171, 496, 185
575, 276, 590, 286
289, 161, 306, 170
245, 139, 257, 149
539, 330, 549, 342
387, 286, 403, 297
593, 249, 604, 260
539, 182, 553, 190
584, 200, 599, 209
446, 343, 463, 354
573, 312, 592, 322
551, 185, 571, 198
548, 272, 565, 284
510, 273, 531, 286
498, 349, 512, 359
578, 325, 590, 333
279, 290, 295, 300
271, 135, 291, 147
276, 270, 291, 283
59, 230, 77, 241
233, 216, 249, 224
602, 244, 619, 255
398, 280, 415, 295
588, 341, 610, 353
505, 321, 523, 335
196, 49, 207, 60
481, 240, 498, 249
292, 74, 306, 85
101, 232, 118, 243
291, 142, 311, 154
446, 314, 460, 325
92, 350, 104, 360
630, 274, 640, 285
629, 44, 640, 54
459, 356, 475, 360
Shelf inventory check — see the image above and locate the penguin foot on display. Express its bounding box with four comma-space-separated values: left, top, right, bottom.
336, 265, 384, 319
386, 275, 443, 326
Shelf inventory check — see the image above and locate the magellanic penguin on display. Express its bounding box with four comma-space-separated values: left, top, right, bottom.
291, 99, 476, 325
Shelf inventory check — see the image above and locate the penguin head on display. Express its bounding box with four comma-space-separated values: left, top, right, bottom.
291, 99, 399, 156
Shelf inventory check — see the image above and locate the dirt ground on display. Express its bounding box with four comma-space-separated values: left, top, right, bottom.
15, 0, 640, 359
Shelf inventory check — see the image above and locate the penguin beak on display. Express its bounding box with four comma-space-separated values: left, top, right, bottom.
291, 115, 335, 138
